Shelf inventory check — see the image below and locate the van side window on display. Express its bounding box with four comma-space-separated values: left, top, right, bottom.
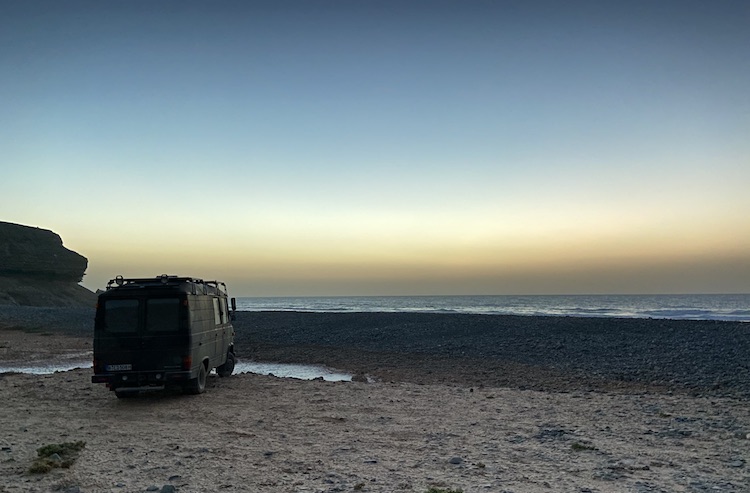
222, 298, 230, 324
212, 297, 222, 325
146, 298, 181, 332
104, 299, 139, 333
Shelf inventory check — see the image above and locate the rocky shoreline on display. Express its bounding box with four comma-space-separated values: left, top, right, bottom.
1, 306, 748, 398
236, 312, 750, 398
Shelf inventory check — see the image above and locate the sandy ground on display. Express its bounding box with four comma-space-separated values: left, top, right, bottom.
1, 328, 750, 493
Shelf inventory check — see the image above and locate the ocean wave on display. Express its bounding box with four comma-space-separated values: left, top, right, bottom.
641, 309, 750, 321
234, 294, 750, 322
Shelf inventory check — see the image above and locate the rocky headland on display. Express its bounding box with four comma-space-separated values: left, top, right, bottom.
0, 221, 95, 306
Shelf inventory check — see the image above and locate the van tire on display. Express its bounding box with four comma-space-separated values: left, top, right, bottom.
217, 351, 235, 377
186, 364, 207, 394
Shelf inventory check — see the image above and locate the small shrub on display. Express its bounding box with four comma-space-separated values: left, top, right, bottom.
28, 460, 54, 474
426, 488, 464, 493
571, 442, 597, 451
37, 441, 86, 458
29, 441, 85, 474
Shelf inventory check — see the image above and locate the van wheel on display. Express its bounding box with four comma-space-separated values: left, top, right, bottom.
186, 364, 207, 394
217, 351, 235, 377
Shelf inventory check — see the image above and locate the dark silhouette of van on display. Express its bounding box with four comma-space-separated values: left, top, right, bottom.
91, 275, 236, 398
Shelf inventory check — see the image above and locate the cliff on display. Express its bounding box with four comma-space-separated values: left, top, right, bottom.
0, 221, 96, 306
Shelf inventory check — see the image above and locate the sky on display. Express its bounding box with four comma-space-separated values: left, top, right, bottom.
1, 1, 749, 296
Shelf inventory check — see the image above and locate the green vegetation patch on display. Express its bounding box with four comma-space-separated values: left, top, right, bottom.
571, 442, 597, 452
425, 488, 464, 493
0, 323, 47, 334
29, 441, 86, 474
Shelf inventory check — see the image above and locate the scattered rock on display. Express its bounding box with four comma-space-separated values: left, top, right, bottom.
535, 428, 568, 441
608, 459, 650, 471
351, 373, 368, 383
728, 459, 745, 468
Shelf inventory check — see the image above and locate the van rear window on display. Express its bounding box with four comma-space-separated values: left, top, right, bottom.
104, 299, 139, 333
146, 298, 180, 332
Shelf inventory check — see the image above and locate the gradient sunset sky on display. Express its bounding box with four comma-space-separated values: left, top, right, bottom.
2, 1, 748, 296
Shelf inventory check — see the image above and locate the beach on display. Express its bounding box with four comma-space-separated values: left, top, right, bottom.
1, 308, 749, 492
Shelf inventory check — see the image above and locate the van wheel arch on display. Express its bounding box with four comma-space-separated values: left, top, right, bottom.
217, 349, 235, 378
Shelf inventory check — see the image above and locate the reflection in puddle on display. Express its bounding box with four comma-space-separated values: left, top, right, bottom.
0, 360, 93, 375
234, 361, 351, 382
0, 359, 352, 382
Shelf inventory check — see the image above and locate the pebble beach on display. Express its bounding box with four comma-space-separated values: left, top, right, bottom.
2, 307, 749, 397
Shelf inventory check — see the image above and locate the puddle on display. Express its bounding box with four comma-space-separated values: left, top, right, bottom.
0, 360, 93, 375
234, 361, 351, 382
0, 359, 352, 382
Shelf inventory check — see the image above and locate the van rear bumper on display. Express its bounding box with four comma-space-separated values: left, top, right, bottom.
92, 370, 193, 389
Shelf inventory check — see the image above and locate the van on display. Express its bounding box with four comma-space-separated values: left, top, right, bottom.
91, 275, 236, 398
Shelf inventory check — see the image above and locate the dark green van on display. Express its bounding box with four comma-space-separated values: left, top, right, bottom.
91, 275, 236, 398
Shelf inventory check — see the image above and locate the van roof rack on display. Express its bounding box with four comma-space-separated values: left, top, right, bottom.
105, 274, 228, 296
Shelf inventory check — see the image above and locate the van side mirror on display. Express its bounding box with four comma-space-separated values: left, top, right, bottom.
230, 297, 237, 320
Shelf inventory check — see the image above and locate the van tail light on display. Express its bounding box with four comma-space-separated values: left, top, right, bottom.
182, 356, 192, 370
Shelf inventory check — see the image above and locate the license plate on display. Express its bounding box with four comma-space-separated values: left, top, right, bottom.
106, 364, 132, 371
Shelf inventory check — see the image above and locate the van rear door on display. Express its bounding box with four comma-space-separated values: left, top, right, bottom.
96, 296, 188, 373
143, 297, 187, 371
96, 298, 140, 372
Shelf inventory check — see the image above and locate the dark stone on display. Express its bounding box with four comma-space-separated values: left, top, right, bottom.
728, 459, 745, 468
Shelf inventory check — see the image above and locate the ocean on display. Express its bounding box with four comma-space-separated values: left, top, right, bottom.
235, 293, 750, 322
